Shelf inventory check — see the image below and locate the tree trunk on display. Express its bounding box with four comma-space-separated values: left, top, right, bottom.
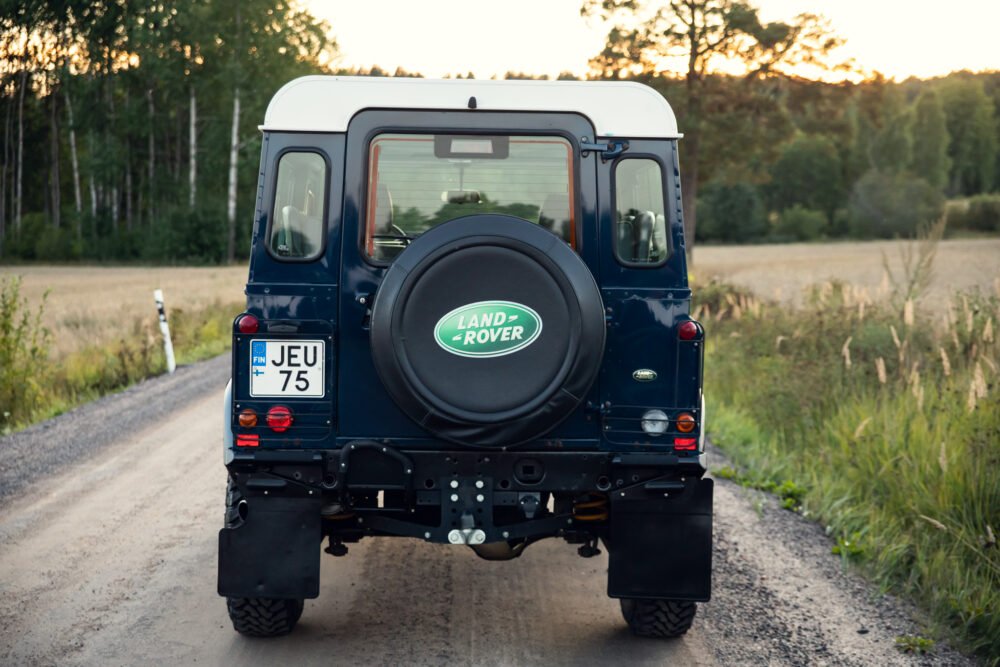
87, 131, 97, 219
50, 92, 61, 229
15, 70, 26, 232
226, 87, 240, 263
680, 127, 700, 263
147, 87, 155, 224
189, 86, 197, 209
1, 95, 9, 255
65, 91, 83, 225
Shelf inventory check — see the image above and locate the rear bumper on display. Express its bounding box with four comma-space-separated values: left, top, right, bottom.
219, 443, 712, 601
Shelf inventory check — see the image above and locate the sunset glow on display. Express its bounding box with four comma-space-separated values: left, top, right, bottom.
306, 0, 999, 80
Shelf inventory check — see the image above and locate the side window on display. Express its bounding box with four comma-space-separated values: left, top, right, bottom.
269, 152, 326, 260
614, 158, 669, 266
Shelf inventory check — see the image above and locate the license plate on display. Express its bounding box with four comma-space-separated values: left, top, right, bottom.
249, 340, 325, 398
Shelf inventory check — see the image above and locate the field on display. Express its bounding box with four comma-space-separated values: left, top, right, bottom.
696, 238, 1000, 303
0, 265, 247, 358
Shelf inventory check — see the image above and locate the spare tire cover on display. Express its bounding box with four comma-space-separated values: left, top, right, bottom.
369, 214, 605, 446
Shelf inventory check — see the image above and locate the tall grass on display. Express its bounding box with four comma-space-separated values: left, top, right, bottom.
0, 275, 242, 434
700, 275, 999, 661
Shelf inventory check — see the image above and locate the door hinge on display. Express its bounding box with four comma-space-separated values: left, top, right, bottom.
580, 137, 629, 161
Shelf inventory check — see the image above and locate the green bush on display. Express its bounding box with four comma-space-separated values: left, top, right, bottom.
848, 170, 944, 238
774, 205, 826, 241
0, 277, 50, 431
697, 181, 768, 243
946, 194, 1000, 232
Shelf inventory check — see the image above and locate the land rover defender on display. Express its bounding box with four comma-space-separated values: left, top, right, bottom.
219, 76, 711, 639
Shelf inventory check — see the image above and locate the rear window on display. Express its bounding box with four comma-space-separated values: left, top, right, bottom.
614, 158, 669, 266
269, 151, 326, 260
365, 134, 575, 261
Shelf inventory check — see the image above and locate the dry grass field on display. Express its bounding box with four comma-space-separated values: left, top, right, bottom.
696, 238, 1000, 304
0, 265, 247, 357
3, 237, 998, 356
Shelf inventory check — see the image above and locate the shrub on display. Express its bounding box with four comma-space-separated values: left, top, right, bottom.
774, 205, 826, 241
0, 277, 50, 431
848, 170, 944, 238
946, 193, 1000, 232
697, 181, 768, 243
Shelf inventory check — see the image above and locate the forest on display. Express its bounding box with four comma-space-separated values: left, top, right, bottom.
1, 0, 998, 263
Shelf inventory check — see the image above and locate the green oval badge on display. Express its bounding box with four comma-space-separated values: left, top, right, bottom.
434, 300, 542, 358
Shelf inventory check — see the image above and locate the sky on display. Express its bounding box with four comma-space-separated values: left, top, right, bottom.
305, 0, 1000, 81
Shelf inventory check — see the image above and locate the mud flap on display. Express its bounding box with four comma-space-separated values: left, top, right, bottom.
607, 478, 713, 601
218, 495, 322, 599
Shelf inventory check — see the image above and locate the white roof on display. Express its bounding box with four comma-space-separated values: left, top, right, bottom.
262, 76, 680, 139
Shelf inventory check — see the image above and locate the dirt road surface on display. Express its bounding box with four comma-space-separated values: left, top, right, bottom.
0, 357, 973, 666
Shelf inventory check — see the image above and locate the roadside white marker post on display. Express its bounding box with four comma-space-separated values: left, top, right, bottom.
154, 289, 177, 374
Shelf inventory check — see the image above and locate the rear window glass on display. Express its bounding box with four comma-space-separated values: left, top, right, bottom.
614, 158, 669, 266
365, 134, 575, 261
269, 151, 326, 260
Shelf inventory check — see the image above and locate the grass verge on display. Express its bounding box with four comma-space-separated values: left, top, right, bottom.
1, 275, 242, 433
700, 278, 999, 662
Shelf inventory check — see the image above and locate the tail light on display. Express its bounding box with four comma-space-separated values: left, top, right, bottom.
266, 405, 293, 432
678, 320, 701, 341
675, 412, 697, 433
673, 437, 697, 450
238, 408, 258, 427
237, 313, 259, 334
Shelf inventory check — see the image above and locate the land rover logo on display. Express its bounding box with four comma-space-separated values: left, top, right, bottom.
434, 300, 542, 358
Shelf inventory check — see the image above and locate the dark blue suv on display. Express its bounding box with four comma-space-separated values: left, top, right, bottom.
219, 76, 712, 639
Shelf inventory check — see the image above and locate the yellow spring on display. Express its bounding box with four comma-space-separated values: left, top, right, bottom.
573, 493, 609, 522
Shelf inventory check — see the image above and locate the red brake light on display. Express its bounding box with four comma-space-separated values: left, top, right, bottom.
678, 320, 700, 341
674, 437, 697, 450
236, 434, 260, 447
266, 406, 293, 433
237, 314, 259, 334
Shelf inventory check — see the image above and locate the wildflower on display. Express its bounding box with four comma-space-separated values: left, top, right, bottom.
875, 357, 887, 385
920, 515, 948, 531
841, 336, 853, 369
939, 347, 951, 377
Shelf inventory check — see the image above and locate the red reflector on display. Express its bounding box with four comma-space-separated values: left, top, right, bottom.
236, 434, 260, 447
237, 314, 259, 334
673, 437, 697, 450
678, 321, 700, 341
266, 406, 293, 433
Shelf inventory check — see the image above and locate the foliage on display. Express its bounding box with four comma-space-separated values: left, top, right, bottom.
939, 78, 998, 196
774, 205, 826, 241
0, 0, 336, 263
946, 194, 1000, 233
0, 288, 242, 432
766, 134, 842, 219
0, 276, 50, 432
699, 277, 1000, 658
895, 635, 936, 655
697, 180, 768, 243
848, 170, 944, 238
911, 91, 951, 191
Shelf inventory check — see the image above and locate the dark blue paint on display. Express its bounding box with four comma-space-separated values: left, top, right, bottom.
233, 116, 702, 453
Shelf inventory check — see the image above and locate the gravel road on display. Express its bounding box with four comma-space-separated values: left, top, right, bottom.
0, 356, 974, 666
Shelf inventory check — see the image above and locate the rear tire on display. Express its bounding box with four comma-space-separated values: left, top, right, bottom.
620, 598, 696, 638
226, 597, 304, 637
224, 477, 305, 637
